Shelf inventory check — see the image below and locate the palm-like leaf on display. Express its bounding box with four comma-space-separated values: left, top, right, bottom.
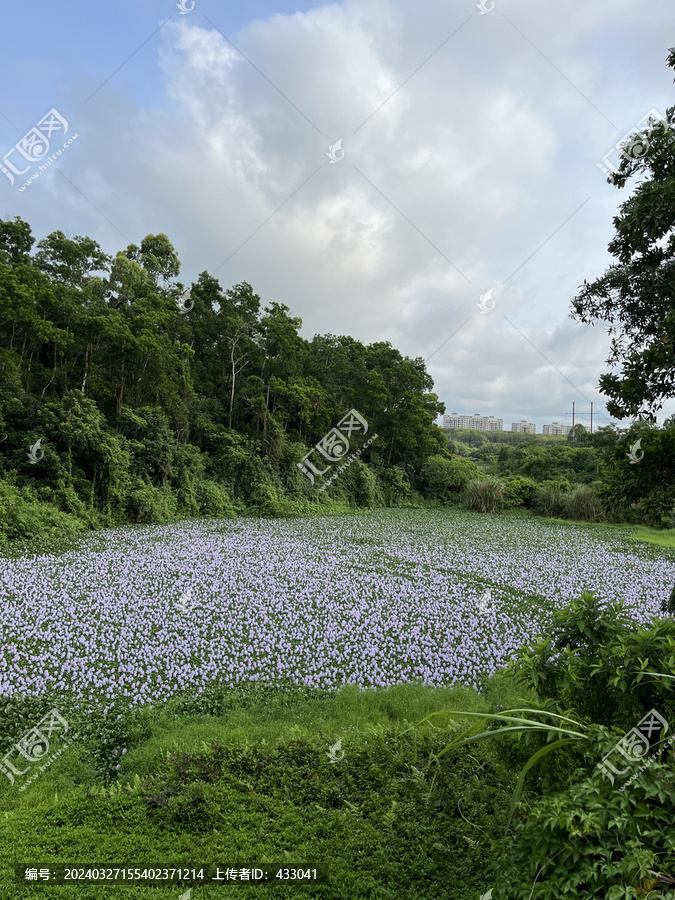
397, 706, 591, 830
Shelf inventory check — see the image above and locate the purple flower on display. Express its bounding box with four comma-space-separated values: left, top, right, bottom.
0, 515, 671, 705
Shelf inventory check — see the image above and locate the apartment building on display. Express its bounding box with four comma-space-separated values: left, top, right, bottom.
443, 413, 504, 432
511, 420, 536, 434
542, 422, 571, 435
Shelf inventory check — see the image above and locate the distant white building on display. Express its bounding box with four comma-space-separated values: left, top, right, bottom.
511, 420, 536, 434
443, 413, 504, 432
542, 422, 571, 435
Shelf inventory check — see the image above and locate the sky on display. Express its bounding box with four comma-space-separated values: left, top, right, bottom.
1, 0, 674, 434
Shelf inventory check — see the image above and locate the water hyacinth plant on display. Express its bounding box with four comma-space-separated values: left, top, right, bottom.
0, 510, 673, 713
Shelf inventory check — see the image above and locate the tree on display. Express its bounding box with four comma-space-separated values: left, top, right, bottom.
363, 342, 445, 468
566, 423, 589, 445
569, 47, 675, 533
185, 272, 227, 402
570, 48, 675, 423
34, 231, 110, 288
0, 212, 454, 529
586, 423, 624, 452
216, 282, 261, 430
599, 421, 675, 527
124, 234, 180, 288
256, 302, 312, 442
0, 216, 34, 265
418, 455, 481, 501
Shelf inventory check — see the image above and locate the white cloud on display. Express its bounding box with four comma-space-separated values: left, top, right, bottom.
13, 0, 675, 426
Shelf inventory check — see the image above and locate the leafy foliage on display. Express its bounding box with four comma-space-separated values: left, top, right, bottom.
78, 707, 152, 786
562, 484, 604, 522
0, 218, 447, 534
499, 475, 540, 509
570, 51, 675, 425
597, 422, 675, 527
403, 591, 675, 896
463, 476, 505, 513
534, 484, 567, 519
418, 455, 481, 501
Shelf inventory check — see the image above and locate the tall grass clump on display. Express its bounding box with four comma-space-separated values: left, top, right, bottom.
463, 476, 504, 513
534, 484, 566, 518
563, 484, 605, 522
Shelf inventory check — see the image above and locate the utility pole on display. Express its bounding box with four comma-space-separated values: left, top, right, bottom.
572, 402, 575, 444
590, 402, 593, 435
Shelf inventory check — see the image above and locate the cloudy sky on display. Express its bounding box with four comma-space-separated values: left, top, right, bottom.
1, 0, 674, 433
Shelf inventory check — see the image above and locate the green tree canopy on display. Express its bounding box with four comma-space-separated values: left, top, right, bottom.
570, 47, 675, 422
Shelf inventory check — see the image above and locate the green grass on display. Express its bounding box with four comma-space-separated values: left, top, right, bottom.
581, 520, 675, 550
625, 527, 675, 549
523, 513, 675, 549
0, 676, 524, 900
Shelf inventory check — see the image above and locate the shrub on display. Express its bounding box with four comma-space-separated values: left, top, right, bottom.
463, 476, 504, 513
194, 480, 237, 518
0, 481, 85, 542
249, 480, 283, 516
378, 466, 412, 506
534, 484, 566, 518
0, 693, 79, 754
126, 479, 177, 524
410, 593, 675, 897
162, 781, 224, 833
539, 477, 571, 493
563, 484, 604, 522
492, 753, 675, 899
500, 475, 539, 509
493, 594, 675, 896
449, 441, 474, 458
79, 706, 152, 786
660, 583, 675, 616
210, 432, 272, 503
346, 459, 382, 508
631, 486, 675, 529
418, 455, 481, 501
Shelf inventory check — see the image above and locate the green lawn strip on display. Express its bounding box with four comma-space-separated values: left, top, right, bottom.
532, 514, 675, 554
625, 527, 675, 549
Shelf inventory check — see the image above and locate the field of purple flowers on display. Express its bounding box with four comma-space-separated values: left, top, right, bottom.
0, 509, 673, 714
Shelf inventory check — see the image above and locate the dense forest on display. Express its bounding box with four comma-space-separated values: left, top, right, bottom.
1, 213, 674, 543
0, 216, 448, 538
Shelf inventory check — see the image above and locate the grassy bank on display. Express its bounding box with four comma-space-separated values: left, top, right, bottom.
0, 677, 523, 900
